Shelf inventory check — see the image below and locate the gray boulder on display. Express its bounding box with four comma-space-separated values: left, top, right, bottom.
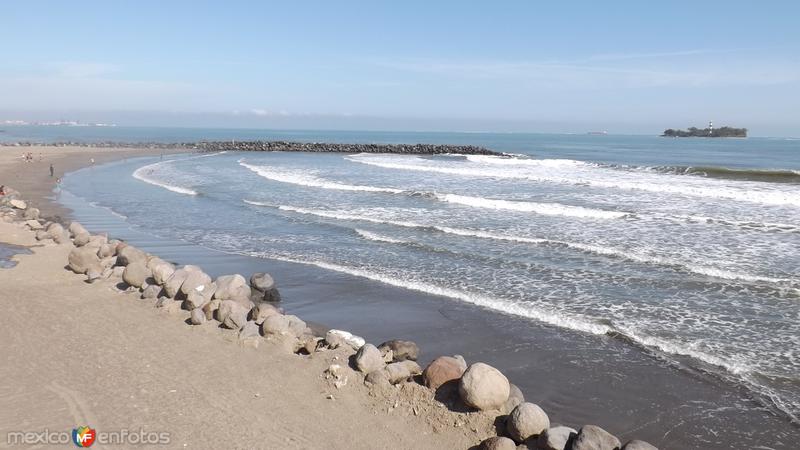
249, 272, 281, 302
73, 233, 90, 247
68, 221, 88, 238
324, 329, 365, 350
163, 268, 190, 298
354, 344, 385, 374
285, 314, 308, 337
9, 199, 26, 209
251, 302, 281, 324
190, 308, 206, 325
385, 360, 422, 384
458, 362, 510, 411
185, 282, 216, 310
377, 339, 419, 361
27, 220, 44, 231
141, 284, 163, 299
214, 274, 250, 301
478, 436, 516, 450
151, 261, 176, 286
86, 266, 103, 283
203, 298, 221, 321
34, 230, 50, 241
506, 402, 550, 443
68, 246, 101, 274
217, 300, 248, 329
538, 426, 577, 450
261, 314, 289, 335
23, 207, 39, 220
46, 222, 65, 240
571, 425, 621, 450
97, 243, 116, 259
622, 440, 658, 450
180, 269, 212, 297
116, 245, 147, 266
239, 320, 261, 340
422, 355, 467, 390
503, 383, 525, 414
122, 261, 151, 288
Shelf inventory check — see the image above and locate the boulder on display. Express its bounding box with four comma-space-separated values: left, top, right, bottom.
155, 296, 180, 312
249, 272, 281, 303
190, 308, 206, 325
261, 314, 289, 335
111, 266, 125, 278
68, 221, 88, 238
377, 339, 419, 361
239, 321, 261, 340
164, 268, 190, 298
26, 220, 44, 230
538, 426, 577, 450
285, 314, 308, 337
85, 266, 102, 283
506, 402, 550, 443
185, 282, 216, 310
504, 383, 525, 414
458, 362, 510, 411
364, 369, 390, 387
97, 243, 116, 259
23, 207, 39, 220
116, 245, 147, 266
478, 436, 516, 450
141, 284, 162, 299
622, 440, 658, 450
385, 360, 422, 384
122, 261, 151, 289
9, 199, 26, 209
85, 234, 107, 248
354, 344, 385, 374
571, 425, 621, 450
324, 329, 365, 350
46, 222, 65, 240
73, 233, 90, 247
68, 246, 101, 274
214, 274, 250, 301
34, 230, 50, 241
203, 298, 221, 321
52, 230, 69, 244
423, 355, 467, 390
217, 300, 248, 329
151, 261, 176, 286
99, 256, 116, 269
251, 302, 281, 324
180, 269, 212, 297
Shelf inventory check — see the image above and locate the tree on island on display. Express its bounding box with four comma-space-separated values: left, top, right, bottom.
662, 126, 747, 137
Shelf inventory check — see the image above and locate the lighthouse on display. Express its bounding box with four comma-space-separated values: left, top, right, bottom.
708, 120, 713, 135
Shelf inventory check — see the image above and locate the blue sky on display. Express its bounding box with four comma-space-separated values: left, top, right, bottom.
2, 1, 799, 135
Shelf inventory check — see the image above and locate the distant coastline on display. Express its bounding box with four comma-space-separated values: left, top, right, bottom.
662, 126, 747, 138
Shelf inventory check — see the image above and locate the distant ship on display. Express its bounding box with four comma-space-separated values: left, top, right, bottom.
587, 131, 608, 135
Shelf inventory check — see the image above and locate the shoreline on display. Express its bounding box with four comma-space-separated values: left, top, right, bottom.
3, 145, 798, 449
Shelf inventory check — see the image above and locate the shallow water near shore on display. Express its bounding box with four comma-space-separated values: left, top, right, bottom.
0, 242, 31, 268
52, 131, 800, 449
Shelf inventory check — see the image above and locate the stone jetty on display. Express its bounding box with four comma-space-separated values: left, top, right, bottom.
1, 140, 503, 155
1, 183, 661, 450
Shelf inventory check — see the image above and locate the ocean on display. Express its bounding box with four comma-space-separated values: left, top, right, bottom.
7, 126, 798, 448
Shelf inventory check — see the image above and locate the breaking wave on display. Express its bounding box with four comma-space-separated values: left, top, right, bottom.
435, 193, 629, 219
132, 162, 198, 196
239, 161, 403, 193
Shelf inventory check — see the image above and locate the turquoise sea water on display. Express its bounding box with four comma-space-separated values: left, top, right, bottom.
7, 126, 798, 446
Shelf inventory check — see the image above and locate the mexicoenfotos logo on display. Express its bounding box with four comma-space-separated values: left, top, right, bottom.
72, 426, 97, 447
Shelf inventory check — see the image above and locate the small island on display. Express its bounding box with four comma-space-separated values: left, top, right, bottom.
662, 123, 747, 138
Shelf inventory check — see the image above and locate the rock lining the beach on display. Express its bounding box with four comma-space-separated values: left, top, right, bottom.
538, 425, 577, 450
571, 425, 622, 450
2, 140, 503, 156
506, 402, 550, 443
459, 362, 510, 411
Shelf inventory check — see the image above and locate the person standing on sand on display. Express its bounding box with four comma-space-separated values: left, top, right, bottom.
49, 163, 54, 177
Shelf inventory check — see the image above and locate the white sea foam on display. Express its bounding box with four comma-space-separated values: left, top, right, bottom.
354, 228, 409, 244
347, 154, 800, 207
240, 161, 403, 193
132, 162, 198, 196
435, 193, 629, 219
249, 202, 790, 285
248, 252, 612, 336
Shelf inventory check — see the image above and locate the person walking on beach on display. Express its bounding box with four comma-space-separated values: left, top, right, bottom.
49, 163, 54, 177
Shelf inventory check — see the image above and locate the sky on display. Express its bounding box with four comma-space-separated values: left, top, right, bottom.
1, 1, 799, 136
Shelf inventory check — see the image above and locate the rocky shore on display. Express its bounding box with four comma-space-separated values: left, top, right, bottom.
1, 184, 659, 450
1, 140, 503, 155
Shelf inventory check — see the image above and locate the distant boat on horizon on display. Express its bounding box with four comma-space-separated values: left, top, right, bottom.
587, 130, 608, 135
